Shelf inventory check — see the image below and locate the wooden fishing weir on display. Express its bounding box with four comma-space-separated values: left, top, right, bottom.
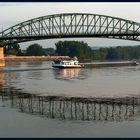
1, 87, 140, 122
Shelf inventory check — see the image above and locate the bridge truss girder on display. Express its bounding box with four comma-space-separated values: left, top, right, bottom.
0, 13, 140, 46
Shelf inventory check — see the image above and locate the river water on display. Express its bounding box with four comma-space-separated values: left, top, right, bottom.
0, 61, 140, 138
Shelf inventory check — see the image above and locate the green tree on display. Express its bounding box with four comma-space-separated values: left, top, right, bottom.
44, 48, 56, 56
106, 48, 118, 60
26, 43, 45, 56
55, 41, 93, 61
99, 48, 108, 60
4, 43, 21, 55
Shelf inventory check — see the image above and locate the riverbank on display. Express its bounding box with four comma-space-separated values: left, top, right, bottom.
4, 56, 69, 62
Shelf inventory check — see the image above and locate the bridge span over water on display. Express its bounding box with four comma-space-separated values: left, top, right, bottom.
0, 13, 140, 66
0, 13, 140, 46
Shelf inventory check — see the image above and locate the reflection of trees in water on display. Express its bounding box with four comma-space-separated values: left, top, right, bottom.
53, 68, 88, 81
1, 88, 140, 122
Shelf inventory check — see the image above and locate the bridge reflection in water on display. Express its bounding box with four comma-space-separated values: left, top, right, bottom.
1, 87, 140, 122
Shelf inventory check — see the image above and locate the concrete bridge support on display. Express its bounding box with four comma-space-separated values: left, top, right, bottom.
0, 47, 5, 67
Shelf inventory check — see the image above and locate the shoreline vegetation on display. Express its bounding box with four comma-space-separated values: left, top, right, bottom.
4, 41, 140, 62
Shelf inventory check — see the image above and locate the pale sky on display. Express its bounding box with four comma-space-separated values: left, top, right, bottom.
1, 2, 140, 48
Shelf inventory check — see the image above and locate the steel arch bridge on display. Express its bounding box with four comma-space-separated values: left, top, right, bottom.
1, 13, 140, 46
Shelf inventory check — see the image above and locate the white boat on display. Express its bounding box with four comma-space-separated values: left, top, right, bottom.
52, 57, 82, 68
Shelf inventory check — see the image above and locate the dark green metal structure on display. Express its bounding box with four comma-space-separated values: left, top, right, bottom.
0, 13, 140, 46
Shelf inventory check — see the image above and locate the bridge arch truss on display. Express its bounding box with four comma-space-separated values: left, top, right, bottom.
1, 13, 140, 45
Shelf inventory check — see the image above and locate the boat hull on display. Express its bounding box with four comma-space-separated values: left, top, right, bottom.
52, 65, 82, 68
81, 61, 139, 68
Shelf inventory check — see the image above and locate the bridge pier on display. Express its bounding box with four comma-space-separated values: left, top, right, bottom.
0, 47, 5, 67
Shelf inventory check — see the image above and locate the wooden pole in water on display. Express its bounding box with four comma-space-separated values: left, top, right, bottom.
59, 100, 62, 118
105, 104, 109, 121
62, 100, 65, 119
70, 100, 73, 119
74, 101, 77, 120
86, 102, 89, 120
119, 104, 122, 120
82, 102, 84, 120
132, 97, 135, 115
93, 103, 96, 120
41, 97, 44, 115
30, 95, 33, 113
38, 96, 41, 113
112, 102, 115, 120
99, 103, 101, 120
52, 100, 54, 118
49, 100, 51, 116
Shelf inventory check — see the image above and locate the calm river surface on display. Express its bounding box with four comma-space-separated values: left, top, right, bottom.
0, 61, 140, 137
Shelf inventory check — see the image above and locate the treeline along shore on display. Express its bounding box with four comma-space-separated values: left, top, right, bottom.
4, 40, 140, 62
